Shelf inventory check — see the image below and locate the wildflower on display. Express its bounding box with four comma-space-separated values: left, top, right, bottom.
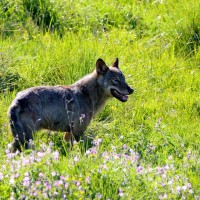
0, 173, 4, 181
111, 145, 116, 151
81, 114, 86, 118
24, 172, 29, 176
74, 156, 79, 162
92, 138, 102, 146
156, 167, 164, 175
46, 161, 50, 165
168, 155, 173, 160
60, 175, 65, 180
123, 144, 128, 149
176, 186, 182, 192
33, 192, 38, 197
161, 182, 166, 187
51, 171, 56, 177
53, 151, 59, 161
114, 154, 120, 159
187, 151, 192, 160
45, 183, 52, 191
76, 180, 81, 187
54, 181, 60, 187
148, 177, 153, 181
96, 194, 102, 199
35, 181, 41, 185
168, 179, 174, 185
37, 151, 46, 158
162, 174, 167, 179
1, 165, 6, 171
119, 188, 124, 197
23, 176, 30, 187
86, 147, 97, 155
137, 166, 143, 174
111, 105, 117, 110
164, 165, 170, 170
39, 172, 44, 178
5, 148, 10, 154
102, 151, 110, 160
101, 163, 108, 170
49, 141, 54, 147
149, 145, 156, 151
10, 192, 15, 200
43, 192, 48, 198
6, 152, 16, 159
182, 185, 187, 191
15, 173, 19, 178
79, 114, 86, 123
162, 194, 168, 199
187, 182, 191, 188
155, 117, 162, 129
86, 176, 90, 184
97, 138, 102, 144
65, 183, 69, 189
59, 180, 64, 185
189, 189, 194, 194
10, 175, 15, 185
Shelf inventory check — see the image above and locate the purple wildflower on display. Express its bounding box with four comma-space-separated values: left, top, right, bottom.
23, 176, 30, 187
81, 113, 85, 119
53, 151, 59, 161
0, 173, 4, 181
123, 144, 128, 149
137, 166, 143, 174
39, 172, 44, 178
76, 181, 81, 187
119, 188, 124, 197
65, 183, 69, 189
96, 194, 102, 199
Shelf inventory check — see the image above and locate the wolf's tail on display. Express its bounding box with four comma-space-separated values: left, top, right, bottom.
8, 103, 26, 151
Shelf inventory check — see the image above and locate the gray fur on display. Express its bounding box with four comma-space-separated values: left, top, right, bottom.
8, 58, 133, 151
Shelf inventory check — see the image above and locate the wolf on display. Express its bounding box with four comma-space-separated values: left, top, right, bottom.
8, 58, 133, 151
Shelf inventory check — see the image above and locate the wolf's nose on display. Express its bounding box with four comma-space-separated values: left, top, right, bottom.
128, 87, 134, 94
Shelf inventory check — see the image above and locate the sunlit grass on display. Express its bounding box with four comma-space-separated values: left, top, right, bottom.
0, 0, 200, 199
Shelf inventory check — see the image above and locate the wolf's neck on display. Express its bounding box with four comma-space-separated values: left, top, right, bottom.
74, 71, 109, 115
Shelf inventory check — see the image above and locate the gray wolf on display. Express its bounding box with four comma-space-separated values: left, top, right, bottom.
8, 58, 133, 151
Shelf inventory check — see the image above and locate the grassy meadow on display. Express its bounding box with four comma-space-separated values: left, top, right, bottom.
0, 0, 200, 199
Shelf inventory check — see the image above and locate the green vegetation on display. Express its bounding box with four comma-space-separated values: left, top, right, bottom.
0, 0, 199, 199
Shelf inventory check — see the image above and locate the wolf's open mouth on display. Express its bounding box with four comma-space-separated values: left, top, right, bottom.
111, 89, 128, 102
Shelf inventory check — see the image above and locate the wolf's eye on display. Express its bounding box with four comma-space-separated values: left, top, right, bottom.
111, 78, 119, 84
112, 77, 120, 81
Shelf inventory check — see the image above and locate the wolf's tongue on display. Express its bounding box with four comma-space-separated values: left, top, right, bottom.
122, 95, 128, 101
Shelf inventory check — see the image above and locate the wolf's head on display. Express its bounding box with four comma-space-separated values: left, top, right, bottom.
96, 58, 133, 102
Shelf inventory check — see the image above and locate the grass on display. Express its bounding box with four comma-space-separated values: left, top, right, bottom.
0, 0, 200, 199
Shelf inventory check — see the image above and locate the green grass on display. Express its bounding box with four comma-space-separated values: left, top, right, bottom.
0, 0, 200, 199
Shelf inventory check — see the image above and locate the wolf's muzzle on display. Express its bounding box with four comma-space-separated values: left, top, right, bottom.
127, 86, 134, 94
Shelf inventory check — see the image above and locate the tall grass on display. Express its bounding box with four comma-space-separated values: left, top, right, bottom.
0, 0, 200, 199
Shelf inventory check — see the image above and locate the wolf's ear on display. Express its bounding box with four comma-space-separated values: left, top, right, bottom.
112, 58, 119, 68
96, 58, 109, 75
